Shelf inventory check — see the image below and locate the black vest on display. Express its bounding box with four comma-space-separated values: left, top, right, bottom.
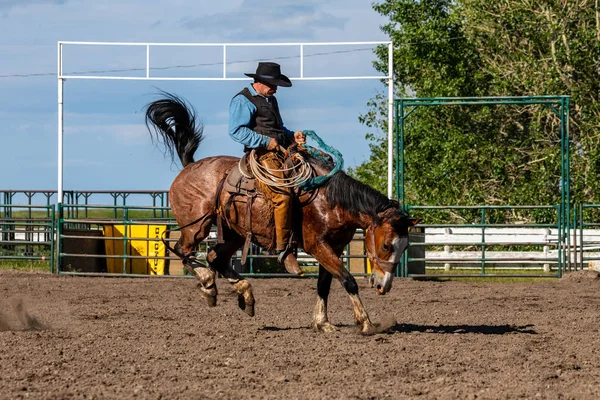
238, 87, 291, 151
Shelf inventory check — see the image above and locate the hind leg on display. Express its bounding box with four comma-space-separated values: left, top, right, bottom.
174, 219, 219, 307
206, 230, 255, 317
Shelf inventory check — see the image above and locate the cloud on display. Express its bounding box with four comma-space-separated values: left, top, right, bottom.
109, 124, 148, 144
64, 120, 148, 145
0, 0, 388, 189
0, 0, 67, 14
181, 0, 348, 41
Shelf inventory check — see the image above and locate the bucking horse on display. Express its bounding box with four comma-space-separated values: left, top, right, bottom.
145, 92, 418, 334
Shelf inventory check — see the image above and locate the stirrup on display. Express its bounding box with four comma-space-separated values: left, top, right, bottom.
277, 246, 294, 264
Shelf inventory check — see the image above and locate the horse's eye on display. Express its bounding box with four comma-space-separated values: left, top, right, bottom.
382, 244, 392, 253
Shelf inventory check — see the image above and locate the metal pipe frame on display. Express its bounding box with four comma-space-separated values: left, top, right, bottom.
395, 96, 570, 278
57, 40, 394, 197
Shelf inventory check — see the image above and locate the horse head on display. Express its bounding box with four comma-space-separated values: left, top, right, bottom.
365, 202, 420, 295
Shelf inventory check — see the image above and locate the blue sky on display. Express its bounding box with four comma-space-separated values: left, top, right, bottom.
1, 0, 389, 193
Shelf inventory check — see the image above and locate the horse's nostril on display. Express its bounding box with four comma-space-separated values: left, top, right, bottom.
376, 284, 383, 291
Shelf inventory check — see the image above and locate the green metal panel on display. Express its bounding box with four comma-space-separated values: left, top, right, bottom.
395, 96, 570, 278
0, 203, 55, 271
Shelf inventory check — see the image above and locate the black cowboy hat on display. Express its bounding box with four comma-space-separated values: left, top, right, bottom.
244, 62, 292, 87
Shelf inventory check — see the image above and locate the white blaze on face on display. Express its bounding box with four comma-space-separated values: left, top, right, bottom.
387, 236, 403, 264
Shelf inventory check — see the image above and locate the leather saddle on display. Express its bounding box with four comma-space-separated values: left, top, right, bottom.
223, 153, 256, 194
217, 153, 259, 263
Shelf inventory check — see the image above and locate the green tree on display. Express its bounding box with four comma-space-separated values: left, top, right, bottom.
462, 0, 600, 203
351, 0, 600, 223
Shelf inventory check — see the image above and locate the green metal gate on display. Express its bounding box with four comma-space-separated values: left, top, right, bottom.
395, 96, 571, 277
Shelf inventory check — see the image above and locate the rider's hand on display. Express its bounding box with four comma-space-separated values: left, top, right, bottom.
294, 131, 306, 145
266, 137, 279, 150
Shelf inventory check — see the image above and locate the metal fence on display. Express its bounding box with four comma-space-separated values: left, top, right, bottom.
53, 201, 370, 278
0, 204, 55, 271
394, 96, 572, 278
574, 203, 600, 272
4, 190, 598, 279
401, 205, 566, 278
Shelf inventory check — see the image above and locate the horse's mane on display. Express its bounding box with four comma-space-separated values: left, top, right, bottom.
296, 146, 406, 221
324, 171, 401, 221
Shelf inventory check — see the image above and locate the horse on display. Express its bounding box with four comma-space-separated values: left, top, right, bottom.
145, 92, 418, 334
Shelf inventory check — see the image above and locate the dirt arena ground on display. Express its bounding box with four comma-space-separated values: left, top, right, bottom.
1, 270, 600, 399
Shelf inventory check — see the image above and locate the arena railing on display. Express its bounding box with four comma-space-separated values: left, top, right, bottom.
402, 204, 565, 278
0, 204, 55, 272
56, 202, 371, 278
4, 190, 590, 279
574, 204, 600, 272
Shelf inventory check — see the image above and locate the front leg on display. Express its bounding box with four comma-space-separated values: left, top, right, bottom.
307, 241, 376, 334
312, 264, 338, 333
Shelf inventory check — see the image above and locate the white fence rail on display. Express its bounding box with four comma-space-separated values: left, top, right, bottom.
417, 227, 600, 270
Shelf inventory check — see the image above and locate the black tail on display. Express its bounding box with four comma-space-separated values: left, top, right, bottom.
145, 91, 203, 167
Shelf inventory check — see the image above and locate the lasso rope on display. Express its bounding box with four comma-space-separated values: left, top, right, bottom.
248, 150, 313, 188
248, 130, 344, 190
298, 130, 344, 191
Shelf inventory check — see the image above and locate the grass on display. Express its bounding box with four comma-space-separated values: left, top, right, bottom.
62, 209, 174, 220
0, 260, 51, 272
5, 208, 174, 221
411, 267, 558, 282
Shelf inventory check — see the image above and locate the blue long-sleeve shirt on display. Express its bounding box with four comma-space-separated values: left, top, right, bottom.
229, 84, 295, 149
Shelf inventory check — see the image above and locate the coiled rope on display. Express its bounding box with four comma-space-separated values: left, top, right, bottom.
247, 130, 344, 190
248, 150, 313, 188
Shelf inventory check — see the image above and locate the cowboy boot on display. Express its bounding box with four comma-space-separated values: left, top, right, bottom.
277, 246, 303, 275
267, 178, 302, 275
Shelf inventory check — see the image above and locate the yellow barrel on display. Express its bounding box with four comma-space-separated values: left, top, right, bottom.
104, 224, 166, 275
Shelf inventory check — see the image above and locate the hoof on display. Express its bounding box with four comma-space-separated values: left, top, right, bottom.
359, 323, 378, 336
238, 294, 255, 317
197, 283, 218, 307
205, 295, 217, 308
312, 322, 339, 333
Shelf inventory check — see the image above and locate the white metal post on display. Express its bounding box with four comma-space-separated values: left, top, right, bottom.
300, 44, 304, 78
387, 42, 394, 199
57, 42, 64, 205
146, 45, 150, 78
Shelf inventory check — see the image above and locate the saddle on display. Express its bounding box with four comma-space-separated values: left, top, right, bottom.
216, 154, 259, 264
223, 153, 255, 194
216, 152, 297, 266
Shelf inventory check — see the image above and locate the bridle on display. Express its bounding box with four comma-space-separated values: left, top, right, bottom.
365, 224, 398, 271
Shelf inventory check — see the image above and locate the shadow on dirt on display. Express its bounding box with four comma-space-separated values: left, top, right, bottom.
389, 323, 536, 335
259, 326, 311, 331
259, 323, 536, 335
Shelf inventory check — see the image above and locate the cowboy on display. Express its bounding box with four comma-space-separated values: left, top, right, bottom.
229, 62, 305, 275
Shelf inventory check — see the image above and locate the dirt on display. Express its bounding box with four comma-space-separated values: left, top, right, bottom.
1, 270, 600, 400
